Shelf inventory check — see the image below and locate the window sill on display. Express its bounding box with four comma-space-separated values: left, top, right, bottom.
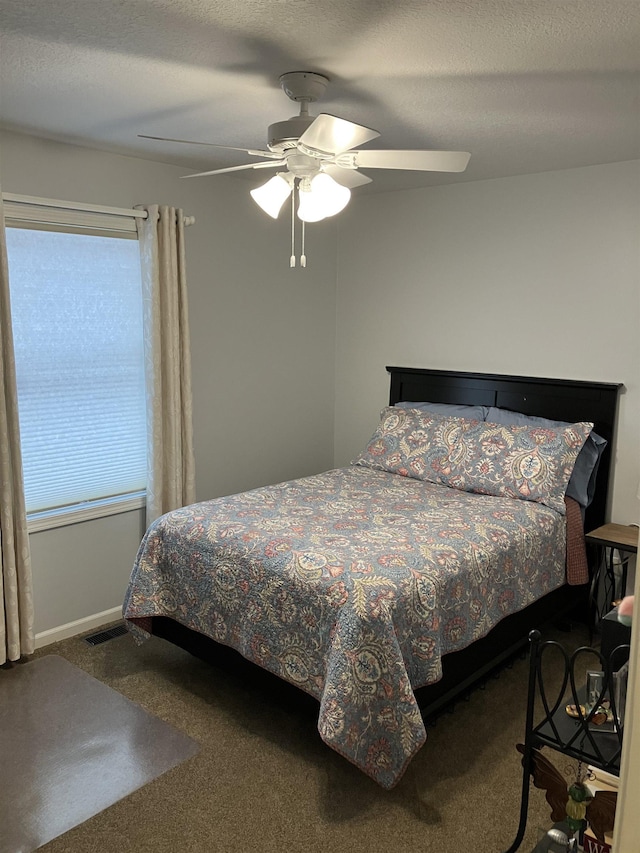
27, 492, 146, 533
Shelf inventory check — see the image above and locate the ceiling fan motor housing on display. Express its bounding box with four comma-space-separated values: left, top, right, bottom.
269, 72, 330, 150
268, 115, 315, 150
279, 71, 328, 103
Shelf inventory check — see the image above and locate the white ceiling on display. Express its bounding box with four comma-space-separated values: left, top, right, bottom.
1, 0, 639, 193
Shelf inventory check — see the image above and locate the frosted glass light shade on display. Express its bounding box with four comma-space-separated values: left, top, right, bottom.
296, 189, 326, 222
250, 175, 292, 218
297, 174, 351, 222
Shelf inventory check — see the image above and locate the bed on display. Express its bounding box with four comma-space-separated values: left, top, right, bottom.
123, 366, 621, 789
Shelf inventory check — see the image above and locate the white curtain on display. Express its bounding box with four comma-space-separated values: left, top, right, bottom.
0, 188, 35, 664
136, 205, 196, 527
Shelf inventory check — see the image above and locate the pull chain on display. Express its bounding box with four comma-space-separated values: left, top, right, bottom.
290, 186, 296, 267
300, 220, 306, 267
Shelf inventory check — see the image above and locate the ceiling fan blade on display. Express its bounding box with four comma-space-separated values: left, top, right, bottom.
321, 164, 373, 188
181, 161, 286, 179
350, 150, 471, 173
138, 135, 280, 159
298, 114, 380, 157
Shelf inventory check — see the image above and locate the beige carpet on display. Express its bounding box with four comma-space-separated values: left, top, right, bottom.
17, 622, 590, 853
0, 655, 199, 853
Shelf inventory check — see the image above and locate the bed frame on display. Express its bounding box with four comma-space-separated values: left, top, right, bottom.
151, 367, 622, 722
387, 366, 621, 717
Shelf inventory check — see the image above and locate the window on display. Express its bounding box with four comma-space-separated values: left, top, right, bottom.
5, 201, 147, 530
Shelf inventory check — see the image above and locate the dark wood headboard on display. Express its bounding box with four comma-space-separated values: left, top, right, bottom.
386, 366, 622, 533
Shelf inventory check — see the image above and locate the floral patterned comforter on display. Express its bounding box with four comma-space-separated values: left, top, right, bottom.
123, 466, 567, 788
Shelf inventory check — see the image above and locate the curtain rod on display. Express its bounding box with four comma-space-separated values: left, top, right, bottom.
1, 193, 195, 225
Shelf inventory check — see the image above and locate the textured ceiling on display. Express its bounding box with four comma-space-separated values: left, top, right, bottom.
1, 0, 639, 192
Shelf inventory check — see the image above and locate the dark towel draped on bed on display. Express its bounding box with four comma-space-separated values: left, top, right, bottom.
565, 496, 589, 585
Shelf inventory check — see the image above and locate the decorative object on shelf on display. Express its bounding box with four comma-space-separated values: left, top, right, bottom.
583, 671, 615, 729
515, 746, 617, 844
585, 670, 605, 715
582, 826, 613, 853
564, 701, 613, 726
539, 826, 574, 852
617, 593, 634, 627
613, 661, 628, 729
589, 702, 613, 728
600, 605, 632, 671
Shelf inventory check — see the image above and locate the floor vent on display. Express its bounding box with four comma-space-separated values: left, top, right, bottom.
84, 623, 128, 646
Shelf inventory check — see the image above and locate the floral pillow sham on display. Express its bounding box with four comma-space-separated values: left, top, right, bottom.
353, 406, 593, 514
485, 407, 606, 509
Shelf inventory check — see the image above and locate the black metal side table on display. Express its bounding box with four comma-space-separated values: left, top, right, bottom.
585, 523, 637, 629
503, 630, 629, 853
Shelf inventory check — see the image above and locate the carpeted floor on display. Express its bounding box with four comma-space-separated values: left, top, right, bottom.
24, 621, 590, 853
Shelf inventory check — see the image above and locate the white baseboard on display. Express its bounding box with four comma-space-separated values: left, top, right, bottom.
35, 606, 123, 648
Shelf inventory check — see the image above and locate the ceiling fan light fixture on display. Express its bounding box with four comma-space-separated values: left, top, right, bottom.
297, 173, 351, 222
250, 174, 293, 218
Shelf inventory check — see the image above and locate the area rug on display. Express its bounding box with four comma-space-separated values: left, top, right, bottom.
0, 655, 199, 853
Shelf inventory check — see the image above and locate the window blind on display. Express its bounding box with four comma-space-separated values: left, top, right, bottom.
5, 223, 147, 514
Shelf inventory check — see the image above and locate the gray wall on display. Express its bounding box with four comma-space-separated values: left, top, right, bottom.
335, 160, 640, 525
2, 130, 638, 636
0, 130, 338, 635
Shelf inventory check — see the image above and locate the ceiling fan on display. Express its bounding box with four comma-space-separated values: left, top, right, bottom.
140, 72, 471, 265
